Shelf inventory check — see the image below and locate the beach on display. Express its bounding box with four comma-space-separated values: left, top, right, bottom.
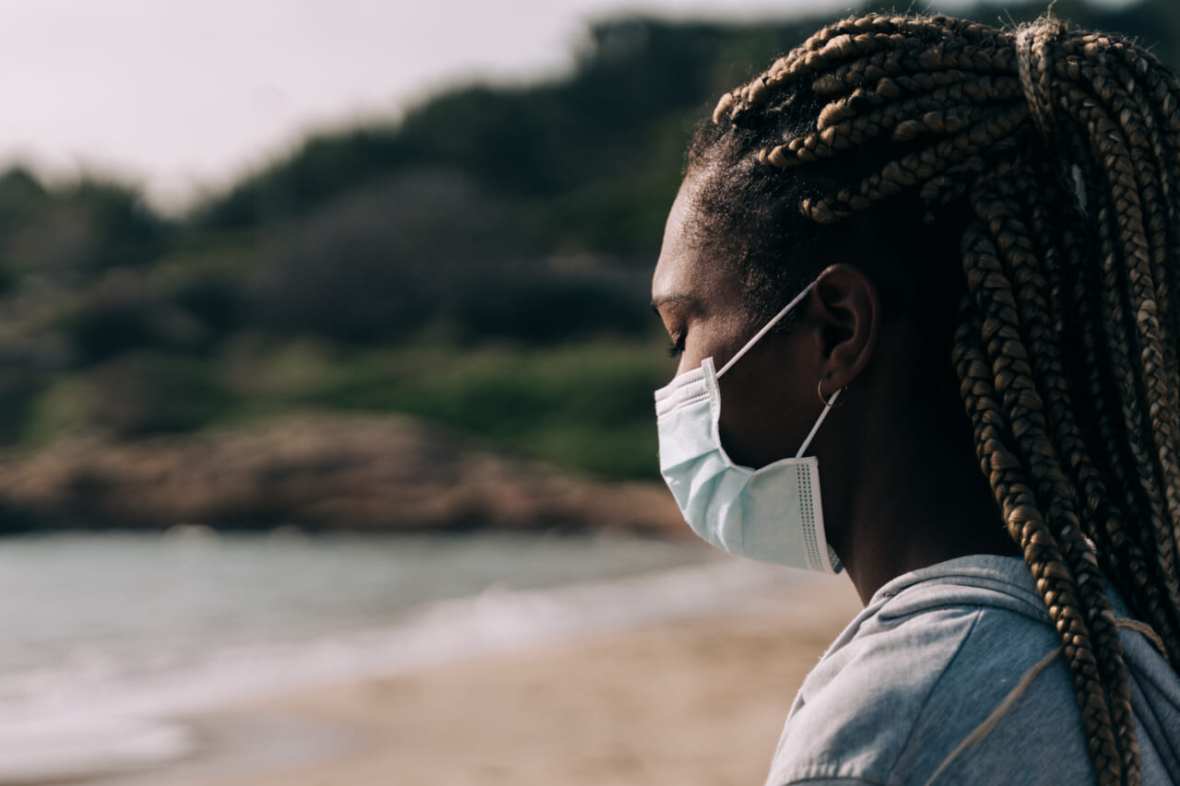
101, 569, 861, 786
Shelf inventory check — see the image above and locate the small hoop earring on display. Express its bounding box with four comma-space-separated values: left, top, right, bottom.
818, 379, 845, 408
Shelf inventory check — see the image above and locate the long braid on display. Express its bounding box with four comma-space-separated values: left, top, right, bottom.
953, 296, 1125, 781
699, 13, 1180, 785
1043, 160, 1180, 656
1068, 69, 1180, 661
1076, 99, 1180, 649
967, 170, 1138, 780
1055, 108, 1180, 651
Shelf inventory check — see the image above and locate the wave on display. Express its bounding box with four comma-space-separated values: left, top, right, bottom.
0, 556, 791, 783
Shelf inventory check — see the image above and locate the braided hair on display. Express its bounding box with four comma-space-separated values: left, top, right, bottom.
685, 13, 1180, 786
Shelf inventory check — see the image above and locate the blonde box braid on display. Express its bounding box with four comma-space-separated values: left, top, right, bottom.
702, 13, 1180, 786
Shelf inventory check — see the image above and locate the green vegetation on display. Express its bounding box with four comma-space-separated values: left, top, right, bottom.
0, 0, 1176, 481
22, 338, 672, 479
291, 340, 670, 479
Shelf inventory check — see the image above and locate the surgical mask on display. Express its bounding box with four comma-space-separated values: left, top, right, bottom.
653, 279, 844, 573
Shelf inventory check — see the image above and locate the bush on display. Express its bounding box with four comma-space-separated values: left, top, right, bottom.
249, 170, 524, 344
2, 175, 169, 287
58, 270, 208, 365
35, 352, 237, 439
447, 266, 651, 344
297, 340, 674, 479
0, 367, 46, 446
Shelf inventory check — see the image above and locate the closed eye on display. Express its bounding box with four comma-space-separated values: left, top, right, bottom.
652, 295, 695, 358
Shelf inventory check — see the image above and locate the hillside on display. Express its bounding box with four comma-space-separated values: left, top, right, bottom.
0, 0, 1175, 531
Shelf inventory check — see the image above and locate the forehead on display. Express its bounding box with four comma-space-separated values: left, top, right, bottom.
651, 173, 741, 307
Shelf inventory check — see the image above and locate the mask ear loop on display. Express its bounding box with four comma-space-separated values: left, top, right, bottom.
716, 281, 817, 379
796, 382, 843, 458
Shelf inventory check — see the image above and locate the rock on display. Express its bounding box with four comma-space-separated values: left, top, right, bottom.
0, 411, 688, 537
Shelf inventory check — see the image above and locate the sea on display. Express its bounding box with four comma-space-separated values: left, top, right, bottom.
0, 530, 790, 783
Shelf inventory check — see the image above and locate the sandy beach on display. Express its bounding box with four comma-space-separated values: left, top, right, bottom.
96, 572, 861, 786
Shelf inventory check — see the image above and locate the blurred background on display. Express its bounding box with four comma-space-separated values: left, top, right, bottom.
0, 0, 1169, 784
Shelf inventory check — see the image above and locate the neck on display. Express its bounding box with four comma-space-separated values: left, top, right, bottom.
824, 381, 1020, 606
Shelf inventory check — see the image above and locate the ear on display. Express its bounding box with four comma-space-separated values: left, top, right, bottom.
808, 263, 880, 397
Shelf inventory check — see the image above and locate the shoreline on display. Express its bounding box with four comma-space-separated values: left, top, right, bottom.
84, 569, 861, 786
0, 532, 720, 786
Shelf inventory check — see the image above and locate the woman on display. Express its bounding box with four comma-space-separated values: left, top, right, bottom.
652, 12, 1180, 786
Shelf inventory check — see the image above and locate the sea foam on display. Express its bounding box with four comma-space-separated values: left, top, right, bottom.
0, 539, 790, 783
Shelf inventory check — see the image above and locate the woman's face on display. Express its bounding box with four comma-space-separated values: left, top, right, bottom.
652, 169, 1026, 597
650, 171, 834, 470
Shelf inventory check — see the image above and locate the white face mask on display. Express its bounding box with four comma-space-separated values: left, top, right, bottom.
653, 279, 844, 573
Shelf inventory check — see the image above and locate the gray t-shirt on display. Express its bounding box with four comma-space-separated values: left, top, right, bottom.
764, 554, 1180, 785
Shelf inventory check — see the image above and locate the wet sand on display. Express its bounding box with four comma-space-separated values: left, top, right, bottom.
120, 573, 861, 786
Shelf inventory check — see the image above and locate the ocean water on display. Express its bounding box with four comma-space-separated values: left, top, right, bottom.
0, 531, 787, 783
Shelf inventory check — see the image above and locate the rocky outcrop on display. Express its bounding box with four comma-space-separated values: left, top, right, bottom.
0, 411, 687, 537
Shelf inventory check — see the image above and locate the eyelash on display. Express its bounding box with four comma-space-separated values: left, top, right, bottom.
667, 334, 686, 357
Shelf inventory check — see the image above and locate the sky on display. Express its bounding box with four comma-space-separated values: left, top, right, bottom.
0, 0, 1136, 211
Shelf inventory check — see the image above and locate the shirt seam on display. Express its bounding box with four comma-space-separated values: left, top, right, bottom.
869, 556, 1029, 604
883, 607, 984, 785
779, 777, 887, 786
880, 599, 1055, 635
877, 580, 1048, 623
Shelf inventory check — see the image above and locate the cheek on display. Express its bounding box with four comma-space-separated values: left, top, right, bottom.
677, 314, 750, 376
714, 341, 818, 469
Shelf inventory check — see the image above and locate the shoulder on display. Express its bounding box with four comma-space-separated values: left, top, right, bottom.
765, 601, 984, 785
765, 592, 1091, 786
